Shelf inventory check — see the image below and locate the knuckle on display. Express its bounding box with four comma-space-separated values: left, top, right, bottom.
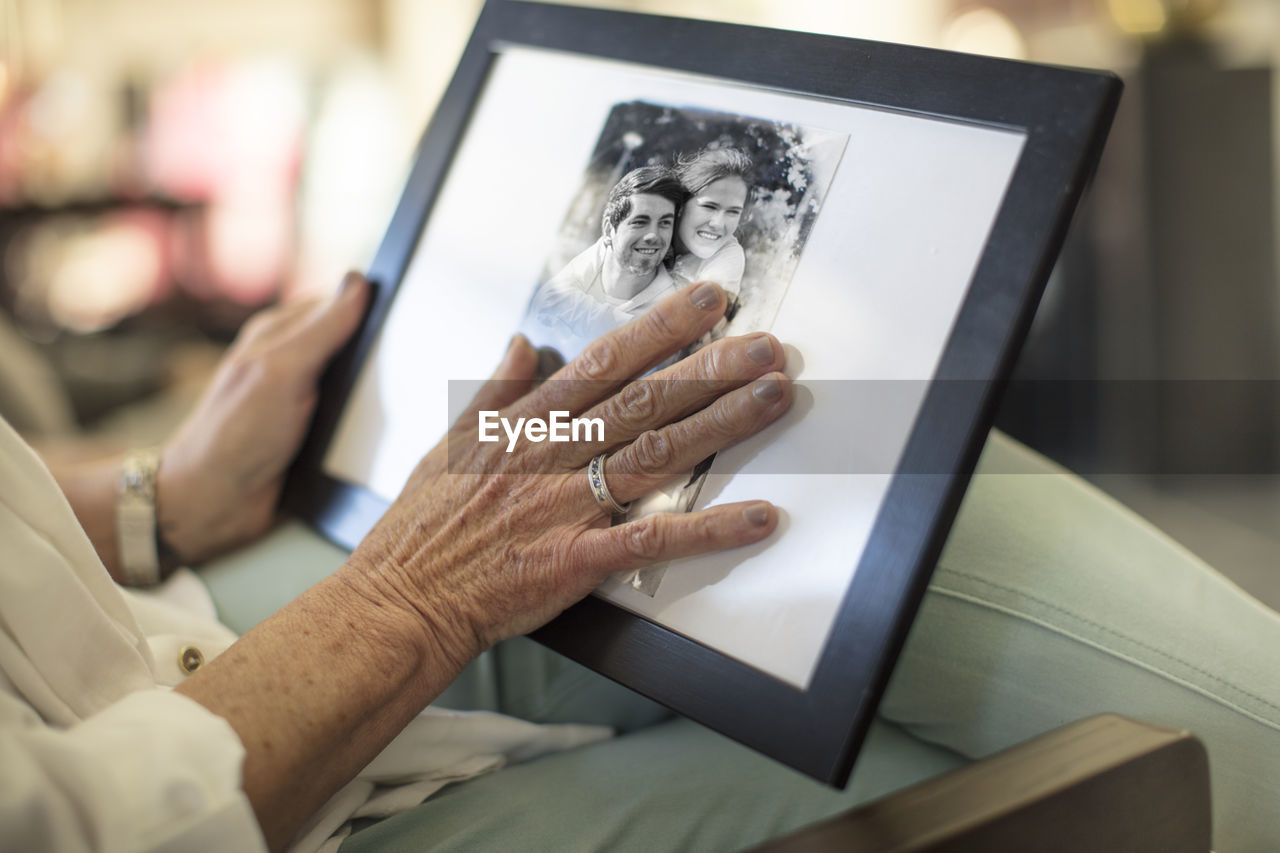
623, 517, 665, 562
573, 342, 616, 382
698, 342, 729, 381
221, 352, 265, 387
691, 513, 717, 543
632, 428, 676, 473
641, 303, 681, 343
619, 381, 659, 425
699, 402, 739, 441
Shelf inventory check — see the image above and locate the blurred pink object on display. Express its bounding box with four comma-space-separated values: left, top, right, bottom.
147, 60, 304, 305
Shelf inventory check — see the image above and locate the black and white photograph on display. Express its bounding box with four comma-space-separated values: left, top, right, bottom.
517, 101, 847, 594
520, 101, 847, 358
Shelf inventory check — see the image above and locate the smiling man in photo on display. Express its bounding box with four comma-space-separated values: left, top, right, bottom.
525, 165, 688, 355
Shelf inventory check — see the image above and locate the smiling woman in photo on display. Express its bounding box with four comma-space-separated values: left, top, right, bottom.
670, 147, 754, 305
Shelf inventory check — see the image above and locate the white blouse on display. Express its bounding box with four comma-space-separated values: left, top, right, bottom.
0, 416, 264, 852
0, 417, 609, 852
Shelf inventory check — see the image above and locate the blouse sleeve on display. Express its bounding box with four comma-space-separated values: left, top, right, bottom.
0, 688, 266, 852
0, 416, 267, 853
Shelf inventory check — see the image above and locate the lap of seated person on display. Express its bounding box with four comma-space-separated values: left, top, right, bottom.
192, 429, 1280, 853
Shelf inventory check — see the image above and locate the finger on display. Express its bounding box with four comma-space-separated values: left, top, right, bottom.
451, 335, 538, 431
602, 372, 792, 504
571, 501, 778, 576
513, 281, 726, 420
290, 271, 372, 376
230, 298, 316, 351
560, 333, 785, 467
251, 274, 366, 345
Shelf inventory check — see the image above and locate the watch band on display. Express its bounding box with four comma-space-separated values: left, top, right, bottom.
116, 448, 161, 586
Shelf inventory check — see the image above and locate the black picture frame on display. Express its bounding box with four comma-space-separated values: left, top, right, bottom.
285, 0, 1121, 787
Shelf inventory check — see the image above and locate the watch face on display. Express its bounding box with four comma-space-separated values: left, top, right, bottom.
117, 449, 162, 583
121, 450, 159, 500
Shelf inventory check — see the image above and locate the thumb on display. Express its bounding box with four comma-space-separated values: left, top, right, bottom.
295, 271, 372, 369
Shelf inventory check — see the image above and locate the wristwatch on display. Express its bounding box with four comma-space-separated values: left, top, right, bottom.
116, 448, 162, 586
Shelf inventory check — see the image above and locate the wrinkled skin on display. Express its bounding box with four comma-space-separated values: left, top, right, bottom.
344, 277, 792, 668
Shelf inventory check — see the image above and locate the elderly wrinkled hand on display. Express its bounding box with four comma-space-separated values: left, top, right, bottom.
157, 273, 371, 564
348, 279, 791, 669
174, 277, 790, 851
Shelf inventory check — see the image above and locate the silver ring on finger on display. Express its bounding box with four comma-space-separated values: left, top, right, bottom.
587, 453, 631, 517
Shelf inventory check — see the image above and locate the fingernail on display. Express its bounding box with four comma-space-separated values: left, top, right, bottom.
690, 282, 720, 310
747, 335, 775, 365
339, 271, 365, 299
744, 503, 771, 526
753, 376, 782, 403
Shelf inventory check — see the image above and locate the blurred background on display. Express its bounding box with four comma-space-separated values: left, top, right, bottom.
1, 0, 1277, 602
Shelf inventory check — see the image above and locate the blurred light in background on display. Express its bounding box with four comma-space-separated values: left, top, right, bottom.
942, 8, 1027, 59
295, 56, 407, 297
44, 214, 162, 331
555, 0, 947, 45
1106, 0, 1232, 36
6, 68, 116, 204
0, 0, 378, 332
1106, 0, 1170, 35
148, 59, 306, 304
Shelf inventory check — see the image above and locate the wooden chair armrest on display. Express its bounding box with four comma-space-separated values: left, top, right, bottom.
747, 714, 1211, 853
